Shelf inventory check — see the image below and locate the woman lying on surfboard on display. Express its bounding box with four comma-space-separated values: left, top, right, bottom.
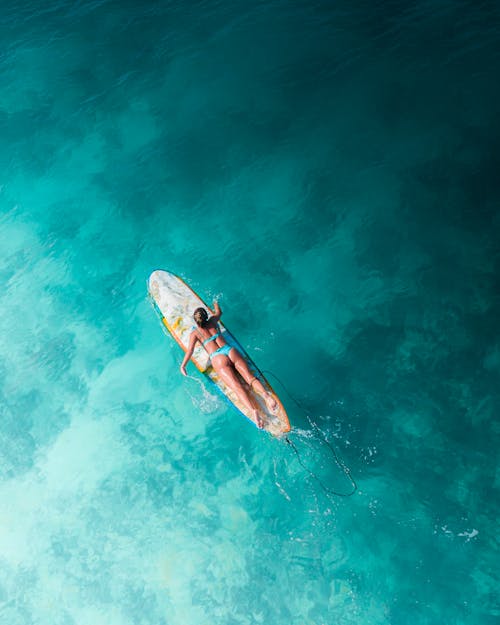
180, 301, 277, 428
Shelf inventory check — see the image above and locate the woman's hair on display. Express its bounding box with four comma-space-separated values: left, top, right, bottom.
193, 307, 208, 327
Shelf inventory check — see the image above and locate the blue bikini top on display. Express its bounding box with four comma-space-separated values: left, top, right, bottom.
202, 330, 222, 346
194, 323, 222, 346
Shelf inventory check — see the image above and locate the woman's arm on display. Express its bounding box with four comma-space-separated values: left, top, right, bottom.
211, 300, 222, 322
180, 332, 199, 376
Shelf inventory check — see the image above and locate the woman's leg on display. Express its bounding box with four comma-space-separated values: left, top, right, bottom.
229, 349, 278, 412
214, 358, 264, 428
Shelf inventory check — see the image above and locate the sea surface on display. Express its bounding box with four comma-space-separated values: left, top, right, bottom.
1, 1, 499, 624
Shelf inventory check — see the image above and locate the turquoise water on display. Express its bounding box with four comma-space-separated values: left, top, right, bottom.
1, 1, 499, 623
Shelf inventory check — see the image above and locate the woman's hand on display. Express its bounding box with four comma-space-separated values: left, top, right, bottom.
180, 364, 187, 376
212, 299, 222, 320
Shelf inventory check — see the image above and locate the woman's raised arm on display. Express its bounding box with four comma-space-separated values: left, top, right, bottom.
211, 300, 222, 321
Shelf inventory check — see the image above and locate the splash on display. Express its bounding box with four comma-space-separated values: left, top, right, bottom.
186, 374, 221, 413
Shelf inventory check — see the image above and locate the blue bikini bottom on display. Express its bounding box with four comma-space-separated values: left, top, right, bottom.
209, 344, 233, 360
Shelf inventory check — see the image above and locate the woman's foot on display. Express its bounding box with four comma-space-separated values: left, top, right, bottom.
248, 376, 277, 416
253, 409, 265, 429
265, 393, 278, 414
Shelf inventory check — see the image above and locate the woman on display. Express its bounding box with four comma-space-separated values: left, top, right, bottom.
180, 301, 277, 428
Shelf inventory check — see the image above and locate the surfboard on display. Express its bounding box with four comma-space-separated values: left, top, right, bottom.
148, 269, 291, 436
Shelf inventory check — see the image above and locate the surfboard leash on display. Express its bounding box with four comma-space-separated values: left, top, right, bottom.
260, 369, 357, 498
